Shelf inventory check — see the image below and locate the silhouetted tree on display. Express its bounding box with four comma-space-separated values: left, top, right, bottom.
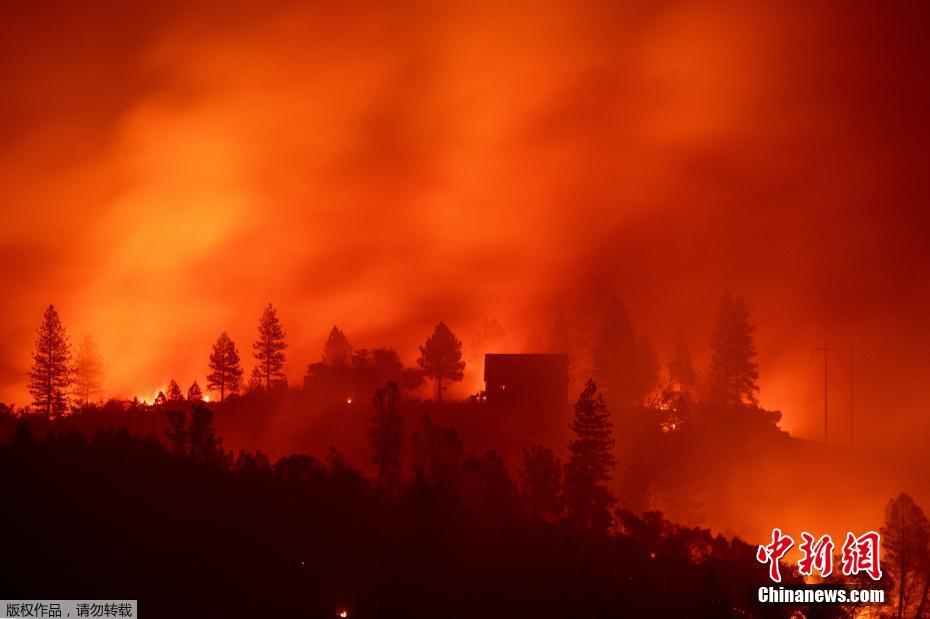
564, 380, 616, 532
189, 403, 220, 461
593, 299, 658, 406
165, 410, 187, 453
28, 304, 72, 417
882, 492, 930, 618
667, 335, 697, 395
73, 335, 104, 406
154, 391, 167, 407
463, 450, 517, 518
411, 414, 463, 486
187, 381, 203, 402
253, 303, 287, 389
166, 379, 184, 401
708, 292, 759, 406
246, 368, 264, 393
520, 445, 562, 522
207, 332, 244, 402
417, 322, 465, 401
322, 326, 352, 365
369, 381, 403, 492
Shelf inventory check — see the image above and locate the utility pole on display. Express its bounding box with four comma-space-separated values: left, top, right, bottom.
812, 344, 847, 445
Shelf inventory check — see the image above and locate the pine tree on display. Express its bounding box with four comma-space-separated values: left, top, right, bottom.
881, 493, 930, 618
187, 381, 203, 401
520, 445, 562, 522
563, 379, 616, 532
667, 335, 697, 394
708, 292, 759, 406
369, 381, 403, 492
416, 322, 465, 401
166, 379, 184, 401
207, 332, 244, 402
28, 305, 72, 417
322, 326, 352, 365
73, 335, 104, 406
594, 299, 658, 407
252, 303, 287, 390
189, 403, 219, 461
246, 367, 264, 393
165, 409, 187, 453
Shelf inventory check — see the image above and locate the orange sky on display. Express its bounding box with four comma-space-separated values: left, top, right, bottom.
1, 0, 928, 448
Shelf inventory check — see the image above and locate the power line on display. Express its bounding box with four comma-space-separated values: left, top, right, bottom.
812, 343, 862, 446
812, 344, 847, 446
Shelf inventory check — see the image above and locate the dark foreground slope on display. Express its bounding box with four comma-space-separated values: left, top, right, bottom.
0, 421, 800, 619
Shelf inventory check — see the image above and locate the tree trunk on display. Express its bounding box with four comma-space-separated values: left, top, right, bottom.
914, 574, 929, 619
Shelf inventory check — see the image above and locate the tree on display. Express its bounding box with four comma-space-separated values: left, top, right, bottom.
520, 445, 562, 522
72, 335, 104, 407
187, 381, 203, 402
207, 332, 244, 402
246, 368, 264, 393
417, 322, 465, 401
593, 299, 658, 407
166, 379, 184, 401
708, 292, 759, 406
882, 493, 930, 618
165, 409, 187, 453
189, 403, 220, 461
369, 381, 403, 492
667, 335, 697, 394
252, 303, 287, 390
28, 304, 73, 417
411, 414, 463, 487
563, 379, 616, 532
322, 326, 352, 365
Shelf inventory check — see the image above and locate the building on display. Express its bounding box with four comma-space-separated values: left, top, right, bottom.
483, 353, 569, 408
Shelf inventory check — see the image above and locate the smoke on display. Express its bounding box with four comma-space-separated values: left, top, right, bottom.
0, 0, 929, 453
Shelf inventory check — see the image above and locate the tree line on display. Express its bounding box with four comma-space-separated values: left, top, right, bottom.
24, 302, 467, 416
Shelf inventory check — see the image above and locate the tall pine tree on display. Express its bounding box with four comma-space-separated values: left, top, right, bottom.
563, 379, 616, 532
187, 381, 203, 402
321, 326, 352, 365
166, 379, 184, 401
73, 335, 104, 406
708, 292, 759, 406
593, 299, 658, 407
416, 322, 465, 401
667, 335, 697, 395
28, 305, 72, 417
207, 332, 244, 402
252, 303, 287, 390
369, 381, 403, 492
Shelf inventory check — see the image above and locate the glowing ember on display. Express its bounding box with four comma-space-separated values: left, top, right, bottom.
346, 397, 353, 404
337, 610, 348, 618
